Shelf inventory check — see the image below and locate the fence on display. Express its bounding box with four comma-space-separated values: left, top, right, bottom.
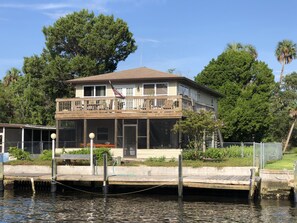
253, 142, 283, 169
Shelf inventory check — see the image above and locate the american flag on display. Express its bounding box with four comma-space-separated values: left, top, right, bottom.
109, 81, 125, 99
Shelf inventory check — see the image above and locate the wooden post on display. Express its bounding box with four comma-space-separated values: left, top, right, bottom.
249, 168, 256, 200
147, 119, 150, 149
294, 161, 297, 203
83, 119, 87, 147
114, 119, 118, 148
178, 154, 183, 197
0, 161, 4, 191
102, 153, 108, 195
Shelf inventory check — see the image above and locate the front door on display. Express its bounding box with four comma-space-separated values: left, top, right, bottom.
123, 125, 137, 158
115, 85, 134, 110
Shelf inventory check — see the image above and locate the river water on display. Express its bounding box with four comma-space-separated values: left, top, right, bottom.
0, 189, 296, 222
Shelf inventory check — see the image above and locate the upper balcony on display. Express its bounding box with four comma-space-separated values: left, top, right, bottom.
55, 95, 194, 120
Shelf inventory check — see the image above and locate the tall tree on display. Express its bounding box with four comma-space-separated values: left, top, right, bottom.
5, 10, 137, 125
275, 40, 297, 84
195, 50, 275, 142
3, 68, 21, 87
225, 42, 258, 59
43, 10, 137, 76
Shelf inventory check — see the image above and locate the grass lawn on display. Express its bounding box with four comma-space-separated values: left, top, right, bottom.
264, 153, 297, 170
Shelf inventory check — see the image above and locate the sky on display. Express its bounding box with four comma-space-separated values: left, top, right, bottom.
0, 0, 297, 81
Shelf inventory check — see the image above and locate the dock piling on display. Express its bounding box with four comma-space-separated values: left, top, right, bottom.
178, 154, 183, 197
249, 168, 256, 199
102, 153, 108, 195
31, 178, 36, 194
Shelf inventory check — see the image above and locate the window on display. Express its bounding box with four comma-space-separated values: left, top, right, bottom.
97, 128, 108, 141
143, 83, 168, 96
178, 84, 189, 96
143, 84, 155, 95
156, 83, 167, 95
84, 86, 106, 97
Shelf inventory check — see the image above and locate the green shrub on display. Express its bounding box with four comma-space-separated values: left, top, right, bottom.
8, 147, 31, 160
203, 148, 225, 160
146, 156, 166, 162
182, 149, 203, 160
68, 148, 112, 161
223, 146, 253, 158
39, 150, 52, 160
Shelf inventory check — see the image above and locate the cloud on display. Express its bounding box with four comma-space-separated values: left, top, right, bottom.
0, 1, 109, 19
0, 3, 70, 10
138, 38, 160, 44
42, 11, 71, 20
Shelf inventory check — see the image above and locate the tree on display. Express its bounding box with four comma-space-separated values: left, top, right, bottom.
0, 83, 14, 123
2, 10, 137, 125
225, 42, 258, 59
172, 110, 223, 151
283, 105, 297, 152
195, 50, 275, 142
43, 10, 137, 76
3, 68, 21, 87
275, 40, 297, 84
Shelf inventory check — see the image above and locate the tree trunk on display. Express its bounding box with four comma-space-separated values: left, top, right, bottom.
202, 130, 206, 153
283, 118, 296, 152
279, 61, 285, 84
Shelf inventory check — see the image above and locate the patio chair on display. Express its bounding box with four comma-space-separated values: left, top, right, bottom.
163, 100, 173, 109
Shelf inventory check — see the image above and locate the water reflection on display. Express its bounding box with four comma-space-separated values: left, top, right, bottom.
0, 190, 297, 222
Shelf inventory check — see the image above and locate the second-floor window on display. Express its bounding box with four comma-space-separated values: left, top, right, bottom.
143, 83, 168, 96
84, 86, 106, 97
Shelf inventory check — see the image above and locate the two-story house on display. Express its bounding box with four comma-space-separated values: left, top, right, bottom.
55, 67, 222, 159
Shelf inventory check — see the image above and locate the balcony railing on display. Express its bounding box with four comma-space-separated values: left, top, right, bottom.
56, 95, 194, 114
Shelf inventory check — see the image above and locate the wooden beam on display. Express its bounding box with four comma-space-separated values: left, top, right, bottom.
147, 119, 150, 149
55, 120, 59, 148
114, 119, 118, 148
83, 119, 87, 147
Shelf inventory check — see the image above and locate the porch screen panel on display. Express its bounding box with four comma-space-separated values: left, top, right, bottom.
117, 119, 123, 148
138, 119, 147, 149
150, 119, 178, 149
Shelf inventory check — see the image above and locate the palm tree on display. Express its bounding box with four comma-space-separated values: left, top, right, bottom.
3, 68, 21, 87
225, 42, 258, 59
275, 40, 297, 84
283, 106, 297, 152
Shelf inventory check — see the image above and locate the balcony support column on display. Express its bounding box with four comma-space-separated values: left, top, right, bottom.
83, 119, 87, 147
56, 120, 59, 149
147, 119, 150, 149
114, 119, 118, 148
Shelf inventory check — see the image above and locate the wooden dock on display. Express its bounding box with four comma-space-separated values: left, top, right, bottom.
3, 166, 256, 192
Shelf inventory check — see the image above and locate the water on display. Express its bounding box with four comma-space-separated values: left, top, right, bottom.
0, 190, 297, 222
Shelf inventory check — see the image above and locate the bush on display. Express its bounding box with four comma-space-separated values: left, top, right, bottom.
39, 150, 52, 160
68, 148, 112, 161
8, 147, 31, 160
146, 156, 166, 162
182, 149, 203, 160
223, 146, 253, 158
203, 148, 225, 160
